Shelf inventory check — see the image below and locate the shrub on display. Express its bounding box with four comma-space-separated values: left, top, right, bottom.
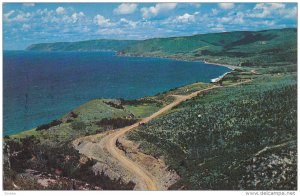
96, 118, 137, 129
71, 121, 86, 131
36, 120, 62, 131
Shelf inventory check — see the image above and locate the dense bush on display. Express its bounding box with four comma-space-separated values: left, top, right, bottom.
104, 101, 124, 109
71, 121, 86, 131
69, 111, 78, 118
36, 120, 62, 131
119, 98, 157, 106
96, 118, 137, 129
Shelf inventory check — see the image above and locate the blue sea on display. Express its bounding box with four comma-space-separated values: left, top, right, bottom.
4, 51, 230, 135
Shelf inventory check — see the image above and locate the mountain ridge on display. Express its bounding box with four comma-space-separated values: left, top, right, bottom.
26, 28, 297, 67
26, 28, 296, 52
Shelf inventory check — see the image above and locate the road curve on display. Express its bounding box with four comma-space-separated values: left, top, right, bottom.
76, 80, 251, 190
102, 85, 221, 190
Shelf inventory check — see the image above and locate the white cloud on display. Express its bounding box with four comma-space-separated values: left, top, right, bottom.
70, 12, 85, 23
219, 3, 234, 10
219, 17, 231, 23
219, 12, 244, 24
211, 27, 225, 31
37, 8, 50, 15
114, 3, 137, 15
12, 14, 26, 22
94, 14, 114, 27
4, 11, 31, 23
120, 18, 137, 28
141, 3, 177, 18
269, 3, 285, 9
22, 24, 31, 31
97, 28, 124, 35
249, 3, 272, 18
207, 22, 225, 31
61, 12, 85, 23
235, 12, 245, 24
81, 26, 90, 32
175, 13, 196, 23
37, 8, 84, 24
253, 20, 276, 27
13, 12, 31, 22
211, 8, 219, 15
249, 3, 288, 18
4, 10, 15, 21
23, 3, 35, 7
56, 7, 65, 15
279, 6, 297, 19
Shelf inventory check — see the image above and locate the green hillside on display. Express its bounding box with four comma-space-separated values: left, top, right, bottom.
122, 28, 297, 67
124, 28, 296, 55
128, 72, 297, 190
26, 39, 139, 51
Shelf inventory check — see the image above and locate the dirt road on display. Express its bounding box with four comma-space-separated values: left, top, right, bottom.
74, 80, 251, 190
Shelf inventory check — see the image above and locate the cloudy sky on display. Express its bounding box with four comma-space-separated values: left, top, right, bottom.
3, 2, 297, 50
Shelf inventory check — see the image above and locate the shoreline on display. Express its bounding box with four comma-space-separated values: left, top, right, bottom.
116, 52, 238, 71
210, 71, 232, 83
202, 60, 237, 70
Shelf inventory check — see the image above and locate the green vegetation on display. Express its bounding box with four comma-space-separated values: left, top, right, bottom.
9, 128, 41, 140
123, 28, 296, 68
8, 99, 148, 145
26, 39, 139, 51
127, 72, 297, 190
124, 105, 160, 118
36, 120, 62, 131
96, 118, 137, 129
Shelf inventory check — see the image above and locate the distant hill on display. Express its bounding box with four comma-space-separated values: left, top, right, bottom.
121, 28, 297, 66
26, 39, 139, 52
123, 28, 296, 55
27, 28, 297, 67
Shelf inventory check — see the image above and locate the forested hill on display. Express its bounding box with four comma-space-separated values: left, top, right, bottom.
26, 39, 139, 52
27, 28, 297, 67
123, 28, 296, 55
121, 28, 297, 66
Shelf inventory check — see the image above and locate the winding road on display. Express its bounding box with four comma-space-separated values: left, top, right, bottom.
74, 80, 251, 190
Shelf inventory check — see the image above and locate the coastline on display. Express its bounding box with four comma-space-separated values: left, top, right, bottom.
202, 60, 238, 70
9, 128, 38, 139
116, 52, 238, 71
210, 71, 232, 83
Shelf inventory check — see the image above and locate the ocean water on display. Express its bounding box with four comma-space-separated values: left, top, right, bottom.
4, 51, 230, 135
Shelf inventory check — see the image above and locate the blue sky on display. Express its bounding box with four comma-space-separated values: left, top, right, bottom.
3, 3, 297, 50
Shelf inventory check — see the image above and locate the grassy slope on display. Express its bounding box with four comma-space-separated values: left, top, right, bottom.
10, 99, 155, 143
127, 70, 297, 190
